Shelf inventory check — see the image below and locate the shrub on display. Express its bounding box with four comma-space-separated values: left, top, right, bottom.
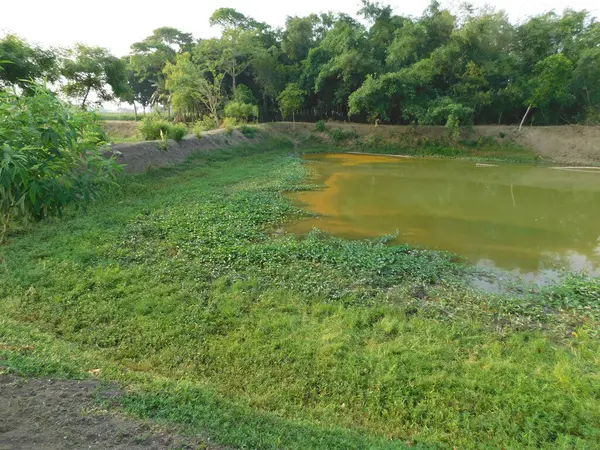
329, 127, 358, 142
0, 84, 121, 243
140, 116, 169, 140
140, 117, 186, 141
239, 125, 258, 138
315, 120, 327, 132
224, 101, 258, 123
498, 131, 506, 139
222, 117, 238, 135
194, 115, 219, 133
169, 123, 187, 141
193, 124, 203, 139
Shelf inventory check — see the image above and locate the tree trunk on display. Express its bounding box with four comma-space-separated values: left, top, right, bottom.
519, 104, 532, 131
142, 104, 146, 116
132, 102, 138, 121
232, 61, 237, 91
81, 86, 91, 109
1, 212, 10, 245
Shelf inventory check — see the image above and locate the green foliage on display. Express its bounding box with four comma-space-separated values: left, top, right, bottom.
232, 84, 258, 105
164, 52, 224, 121
0, 34, 58, 90
238, 124, 258, 138
224, 101, 258, 123
169, 123, 187, 141
61, 44, 130, 108
0, 84, 121, 243
194, 115, 219, 133
222, 117, 238, 134
278, 83, 305, 120
140, 116, 186, 141
3, 6, 600, 125
128, 27, 194, 112
315, 120, 327, 132
97, 111, 138, 121
328, 127, 358, 141
529, 53, 574, 110
1, 146, 599, 449
542, 274, 600, 313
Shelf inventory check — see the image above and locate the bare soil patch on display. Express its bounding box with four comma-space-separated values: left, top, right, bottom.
0, 374, 224, 450
110, 130, 250, 173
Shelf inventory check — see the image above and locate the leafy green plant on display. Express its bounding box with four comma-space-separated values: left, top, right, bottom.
239, 124, 258, 138
542, 274, 600, 312
168, 123, 187, 141
329, 127, 358, 142
224, 101, 258, 123
0, 84, 121, 243
194, 115, 219, 132
315, 120, 327, 132
222, 117, 238, 135
278, 83, 305, 129
158, 129, 169, 151
140, 116, 186, 141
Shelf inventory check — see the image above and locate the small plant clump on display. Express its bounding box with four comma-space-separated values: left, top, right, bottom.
329, 127, 359, 142
194, 115, 219, 133
239, 124, 258, 138
140, 116, 187, 142
315, 120, 327, 132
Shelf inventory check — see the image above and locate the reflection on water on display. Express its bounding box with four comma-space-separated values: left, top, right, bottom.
285, 153, 600, 282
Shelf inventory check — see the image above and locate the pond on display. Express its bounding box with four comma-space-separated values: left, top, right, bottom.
285, 153, 600, 284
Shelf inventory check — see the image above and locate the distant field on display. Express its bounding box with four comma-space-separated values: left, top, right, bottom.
97, 111, 139, 121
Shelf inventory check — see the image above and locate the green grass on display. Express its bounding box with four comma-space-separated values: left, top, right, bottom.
97, 111, 139, 121
1, 141, 599, 449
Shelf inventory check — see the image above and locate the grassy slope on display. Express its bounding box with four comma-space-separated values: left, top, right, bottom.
1, 142, 599, 449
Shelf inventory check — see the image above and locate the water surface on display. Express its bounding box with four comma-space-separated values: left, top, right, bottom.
286, 153, 600, 283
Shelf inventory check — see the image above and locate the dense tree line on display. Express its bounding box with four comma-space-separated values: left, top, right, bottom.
2, 1, 600, 127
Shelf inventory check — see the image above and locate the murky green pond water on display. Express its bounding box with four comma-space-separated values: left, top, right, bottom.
286, 153, 600, 283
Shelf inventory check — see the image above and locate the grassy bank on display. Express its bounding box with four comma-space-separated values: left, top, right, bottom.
1, 141, 599, 449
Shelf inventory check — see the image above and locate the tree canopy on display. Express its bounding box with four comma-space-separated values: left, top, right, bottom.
1, 2, 599, 124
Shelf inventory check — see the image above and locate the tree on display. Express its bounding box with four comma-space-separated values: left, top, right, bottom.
122, 57, 154, 118
0, 34, 58, 90
282, 15, 319, 62
520, 53, 573, 130
164, 53, 224, 120
572, 48, 600, 123
278, 83, 305, 128
61, 45, 129, 108
129, 27, 194, 113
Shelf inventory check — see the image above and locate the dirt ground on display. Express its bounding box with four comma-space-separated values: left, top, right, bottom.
109, 129, 251, 173
102, 120, 600, 173
0, 374, 224, 450
266, 122, 600, 166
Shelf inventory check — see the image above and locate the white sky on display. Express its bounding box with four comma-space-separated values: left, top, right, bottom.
2, 0, 599, 57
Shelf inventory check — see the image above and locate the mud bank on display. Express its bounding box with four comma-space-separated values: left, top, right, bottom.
109, 129, 251, 173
